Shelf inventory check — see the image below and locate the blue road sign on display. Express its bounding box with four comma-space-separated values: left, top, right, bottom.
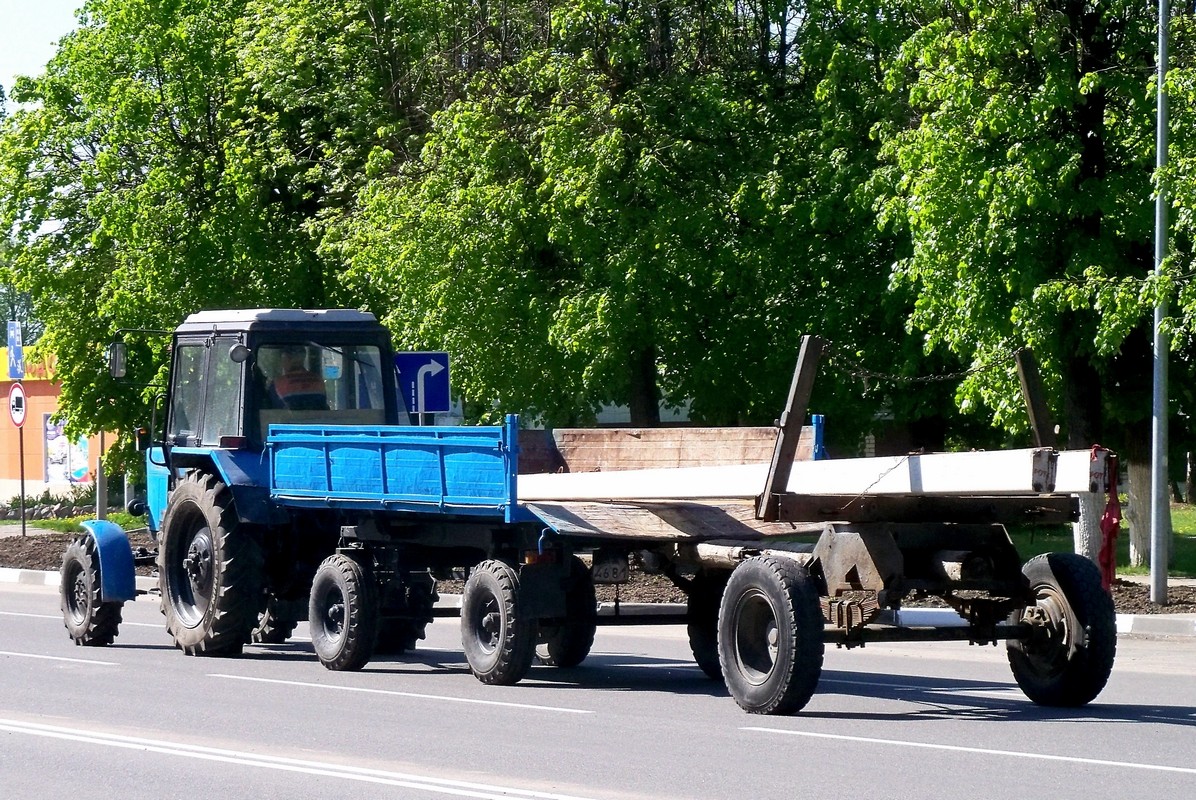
394, 351, 451, 414
7, 321, 24, 380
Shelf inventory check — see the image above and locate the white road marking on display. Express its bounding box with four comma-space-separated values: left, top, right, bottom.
0, 610, 164, 629
0, 650, 117, 666
209, 673, 593, 715
0, 718, 602, 799
743, 727, 1196, 775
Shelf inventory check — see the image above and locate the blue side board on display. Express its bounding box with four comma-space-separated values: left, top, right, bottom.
268, 415, 525, 523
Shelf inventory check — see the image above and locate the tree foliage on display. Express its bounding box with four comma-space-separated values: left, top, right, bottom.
2, 0, 1193, 487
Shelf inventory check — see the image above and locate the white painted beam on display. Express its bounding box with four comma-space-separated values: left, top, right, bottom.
516, 448, 1113, 502
781, 448, 1058, 496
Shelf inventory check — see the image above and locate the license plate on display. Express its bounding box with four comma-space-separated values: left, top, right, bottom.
591, 552, 629, 584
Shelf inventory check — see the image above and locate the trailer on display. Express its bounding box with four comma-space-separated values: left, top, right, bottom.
60, 311, 1118, 715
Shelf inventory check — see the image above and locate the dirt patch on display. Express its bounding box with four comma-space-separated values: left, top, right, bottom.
1, 531, 158, 576
5, 531, 1195, 613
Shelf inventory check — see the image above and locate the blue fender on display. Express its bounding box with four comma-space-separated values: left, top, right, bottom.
81, 520, 137, 603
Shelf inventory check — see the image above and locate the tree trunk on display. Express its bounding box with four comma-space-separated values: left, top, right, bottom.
1126, 458, 1151, 568
1073, 493, 1102, 562
627, 341, 660, 426
1060, 350, 1102, 560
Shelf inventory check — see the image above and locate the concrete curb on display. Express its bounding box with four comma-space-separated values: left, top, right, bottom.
6, 568, 1195, 638
0, 568, 158, 592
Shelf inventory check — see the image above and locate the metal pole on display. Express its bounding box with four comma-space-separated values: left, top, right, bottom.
1151, 0, 1171, 604
96, 431, 107, 520
18, 423, 25, 538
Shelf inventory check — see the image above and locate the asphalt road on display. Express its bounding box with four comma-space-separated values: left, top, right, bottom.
3, 582, 1196, 799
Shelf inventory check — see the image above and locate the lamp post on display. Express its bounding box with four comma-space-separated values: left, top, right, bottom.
1151, 0, 1171, 605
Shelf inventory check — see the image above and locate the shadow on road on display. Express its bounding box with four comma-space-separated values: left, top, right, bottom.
227, 642, 1196, 725
806, 667, 1196, 727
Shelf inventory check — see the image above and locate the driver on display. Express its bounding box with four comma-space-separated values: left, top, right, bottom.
270, 345, 327, 410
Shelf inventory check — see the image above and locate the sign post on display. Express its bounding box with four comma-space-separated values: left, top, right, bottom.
8, 381, 27, 538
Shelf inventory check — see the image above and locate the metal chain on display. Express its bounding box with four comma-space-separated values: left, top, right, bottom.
823, 341, 1026, 385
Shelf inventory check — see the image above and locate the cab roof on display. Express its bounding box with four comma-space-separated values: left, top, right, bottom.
176, 309, 380, 335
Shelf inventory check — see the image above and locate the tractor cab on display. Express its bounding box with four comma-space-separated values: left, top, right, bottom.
136, 309, 404, 533
164, 309, 402, 452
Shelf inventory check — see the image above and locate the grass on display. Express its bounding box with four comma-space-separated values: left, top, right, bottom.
0, 512, 146, 535
1010, 502, 1196, 578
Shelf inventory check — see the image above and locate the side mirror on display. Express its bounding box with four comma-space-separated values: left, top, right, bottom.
107, 342, 127, 378
229, 343, 251, 363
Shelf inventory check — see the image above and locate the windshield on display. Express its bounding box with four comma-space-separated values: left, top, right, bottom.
256, 343, 387, 431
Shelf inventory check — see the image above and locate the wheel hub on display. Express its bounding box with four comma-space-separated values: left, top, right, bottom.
68, 570, 88, 622
481, 611, 501, 645
325, 600, 346, 636
184, 535, 213, 591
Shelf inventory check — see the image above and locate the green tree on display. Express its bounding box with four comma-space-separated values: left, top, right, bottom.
334, 0, 943, 439
0, 0, 334, 462
875, 0, 1176, 561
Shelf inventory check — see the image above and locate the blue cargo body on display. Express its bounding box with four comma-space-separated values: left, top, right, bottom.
267, 415, 525, 523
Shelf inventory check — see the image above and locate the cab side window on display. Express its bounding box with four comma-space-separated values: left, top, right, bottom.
202, 340, 243, 444
168, 345, 205, 444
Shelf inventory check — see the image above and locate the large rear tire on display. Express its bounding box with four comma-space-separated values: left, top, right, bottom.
536, 556, 597, 668
718, 556, 824, 715
687, 570, 729, 680
461, 560, 536, 685
252, 593, 302, 645
60, 535, 123, 646
158, 472, 262, 656
1008, 553, 1116, 707
309, 554, 379, 671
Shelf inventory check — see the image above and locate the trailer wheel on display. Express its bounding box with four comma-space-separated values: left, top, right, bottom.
462, 560, 536, 685
252, 594, 301, 645
309, 554, 379, 671
687, 570, 729, 680
159, 472, 263, 656
536, 556, 597, 668
718, 556, 824, 715
1008, 553, 1116, 707
60, 535, 123, 647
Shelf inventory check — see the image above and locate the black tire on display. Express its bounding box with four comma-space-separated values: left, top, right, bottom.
375, 571, 438, 655
536, 556, 597, 668
60, 535, 123, 646
687, 570, 729, 680
461, 560, 536, 685
718, 556, 824, 715
252, 593, 301, 645
158, 472, 263, 656
1007, 552, 1116, 707
309, 554, 379, 671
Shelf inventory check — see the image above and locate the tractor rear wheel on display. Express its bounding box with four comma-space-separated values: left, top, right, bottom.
158, 472, 262, 656
253, 593, 302, 645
